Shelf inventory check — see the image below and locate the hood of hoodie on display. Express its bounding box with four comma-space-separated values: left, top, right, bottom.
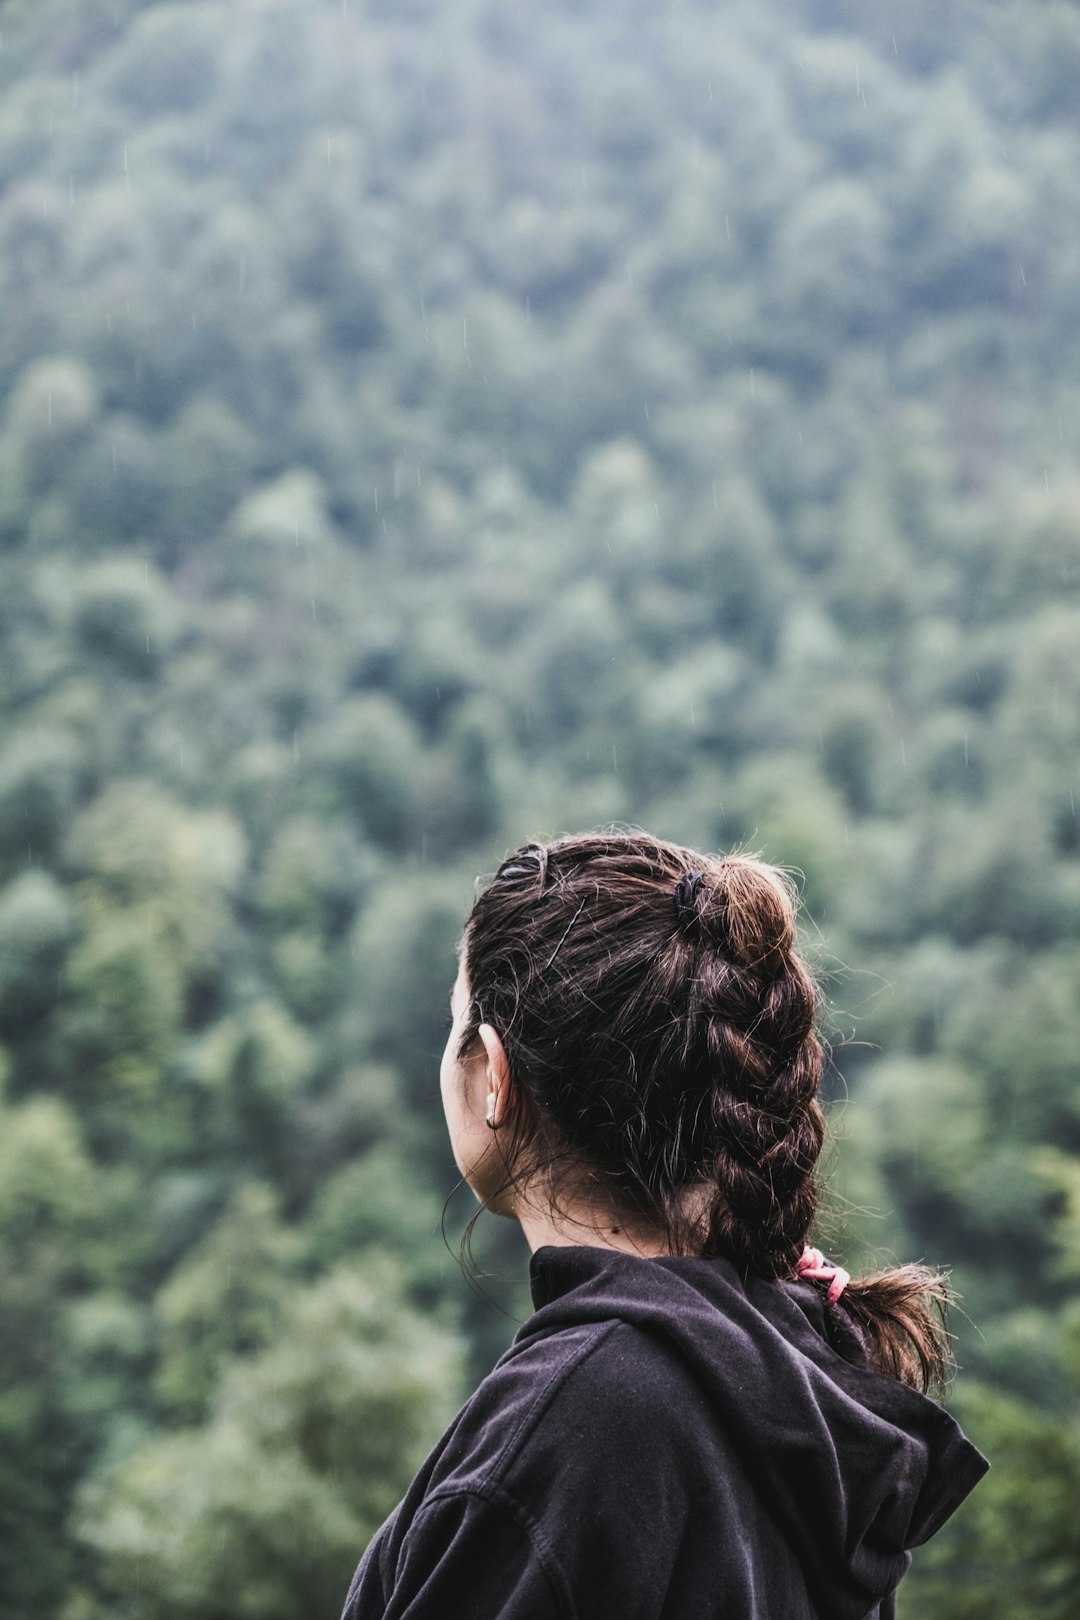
516, 1243, 988, 1620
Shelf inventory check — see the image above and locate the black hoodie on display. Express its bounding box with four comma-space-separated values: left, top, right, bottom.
340, 1244, 988, 1620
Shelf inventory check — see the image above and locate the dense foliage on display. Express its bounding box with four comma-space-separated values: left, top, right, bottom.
0, 0, 1078, 1613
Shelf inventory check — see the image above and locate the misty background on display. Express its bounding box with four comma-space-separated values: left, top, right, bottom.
0, 0, 1078, 1614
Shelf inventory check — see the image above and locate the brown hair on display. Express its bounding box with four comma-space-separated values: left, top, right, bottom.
455, 830, 952, 1393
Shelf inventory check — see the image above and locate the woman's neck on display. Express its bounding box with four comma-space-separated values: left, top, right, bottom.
513, 1196, 675, 1258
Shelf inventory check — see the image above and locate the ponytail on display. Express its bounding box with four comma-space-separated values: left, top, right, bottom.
676, 858, 954, 1392
832, 1264, 954, 1394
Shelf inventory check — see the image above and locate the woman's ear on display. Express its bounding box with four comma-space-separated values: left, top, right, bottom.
477, 1023, 513, 1127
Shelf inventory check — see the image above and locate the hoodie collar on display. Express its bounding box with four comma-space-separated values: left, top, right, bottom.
521, 1243, 987, 1619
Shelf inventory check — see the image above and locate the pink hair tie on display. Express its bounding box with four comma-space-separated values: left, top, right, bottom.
795, 1244, 851, 1307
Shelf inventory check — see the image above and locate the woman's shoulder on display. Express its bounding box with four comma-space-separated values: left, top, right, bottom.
344, 1322, 690, 1620
432, 1314, 712, 1505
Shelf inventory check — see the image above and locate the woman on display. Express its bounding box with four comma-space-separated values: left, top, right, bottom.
341, 831, 988, 1620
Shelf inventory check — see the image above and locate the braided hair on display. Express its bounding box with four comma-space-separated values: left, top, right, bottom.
455, 830, 951, 1392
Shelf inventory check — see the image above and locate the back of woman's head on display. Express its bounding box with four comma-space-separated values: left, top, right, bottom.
457, 830, 952, 1392
460, 831, 823, 1279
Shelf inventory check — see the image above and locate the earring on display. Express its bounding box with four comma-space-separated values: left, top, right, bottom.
485, 1095, 498, 1129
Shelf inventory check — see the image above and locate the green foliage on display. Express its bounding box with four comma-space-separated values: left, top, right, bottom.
0, 727, 87, 870
0, 0, 1077, 1613
304, 1142, 456, 1301
0, 1087, 99, 1613
308, 697, 425, 849
71, 1259, 466, 1620
186, 999, 319, 1176
153, 1181, 301, 1419
71, 557, 182, 678
4, 358, 99, 494
347, 870, 475, 1112
0, 869, 75, 1030
900, 1379, 1080, 1620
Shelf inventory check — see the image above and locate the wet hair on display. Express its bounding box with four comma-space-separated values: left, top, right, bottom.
454, 830, 952, 1393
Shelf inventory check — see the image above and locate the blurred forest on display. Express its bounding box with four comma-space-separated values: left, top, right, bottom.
0, 0, 1078, 1613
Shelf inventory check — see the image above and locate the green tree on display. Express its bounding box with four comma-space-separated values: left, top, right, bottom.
72, 1259, 466, 1620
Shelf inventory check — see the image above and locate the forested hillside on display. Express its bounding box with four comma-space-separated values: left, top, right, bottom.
0, 0, 1078, 1614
